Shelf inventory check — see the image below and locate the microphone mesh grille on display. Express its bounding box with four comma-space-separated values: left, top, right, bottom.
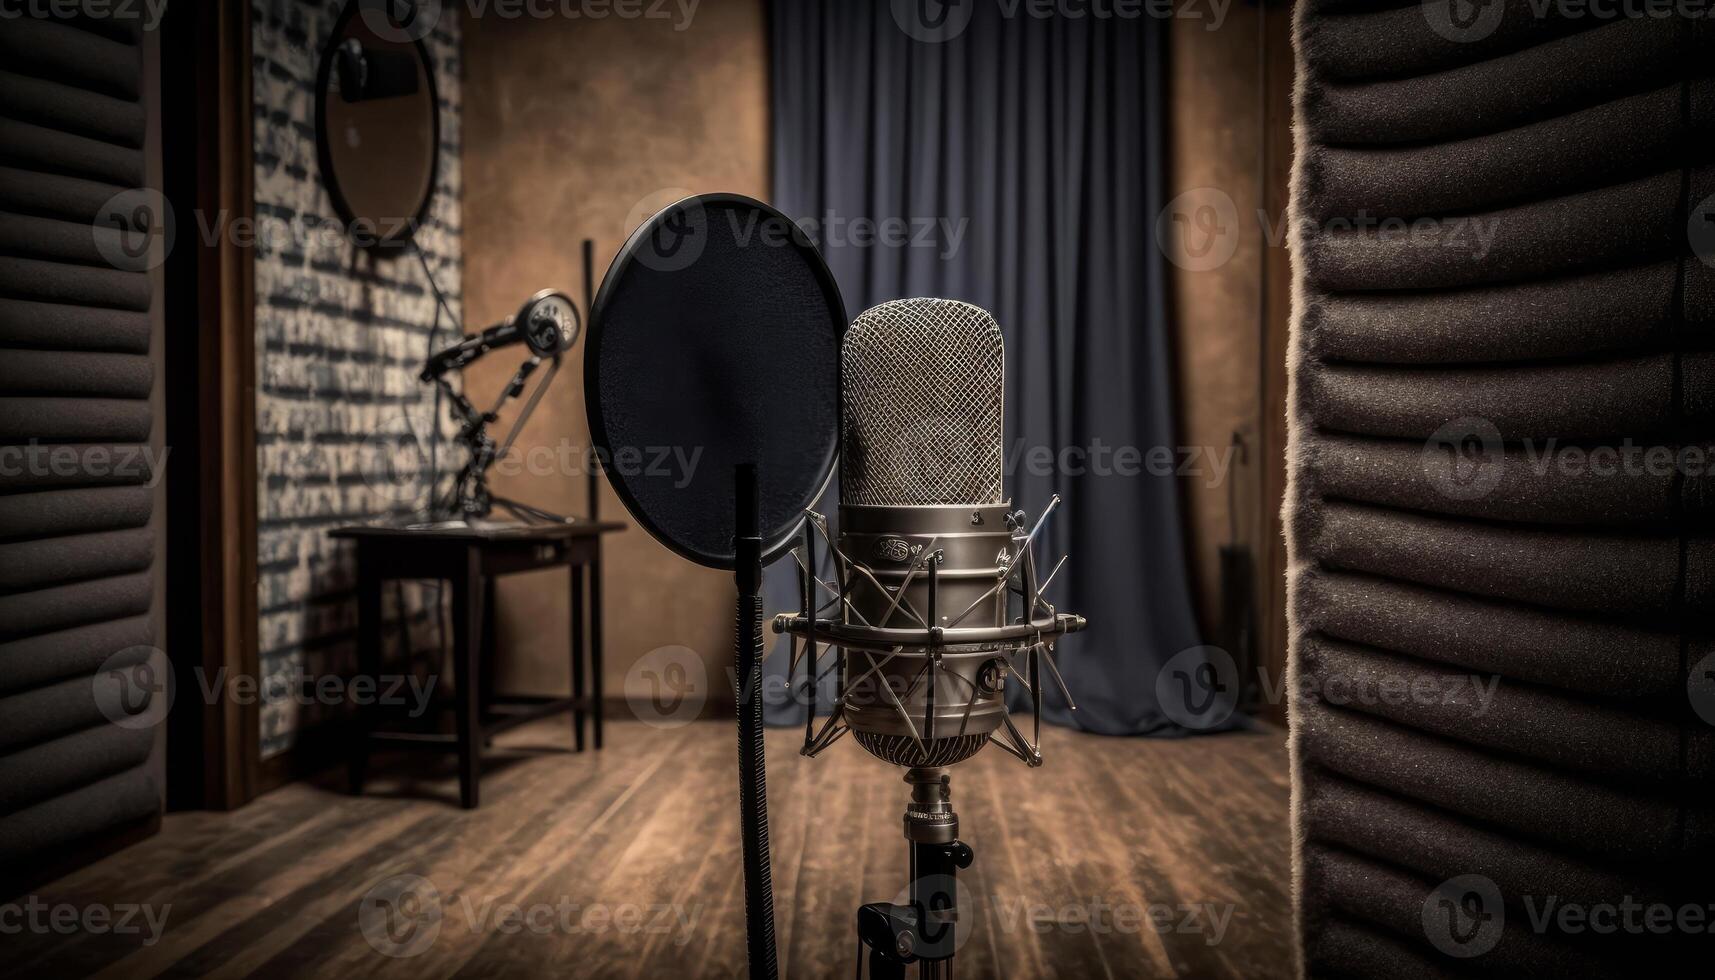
841, 298, 1004, 505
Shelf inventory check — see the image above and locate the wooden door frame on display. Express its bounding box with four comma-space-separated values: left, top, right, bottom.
161, 0, 260, 810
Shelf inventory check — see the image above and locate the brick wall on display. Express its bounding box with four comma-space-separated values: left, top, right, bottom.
251, 0, 463, 758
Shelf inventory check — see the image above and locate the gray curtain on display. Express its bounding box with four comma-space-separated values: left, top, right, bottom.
763, 0, 1216, 735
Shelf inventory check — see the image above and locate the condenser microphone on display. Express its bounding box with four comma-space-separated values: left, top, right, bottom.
779, 295, 1085, 770
774, 297, 1084, 977
838, 298, 1015, 768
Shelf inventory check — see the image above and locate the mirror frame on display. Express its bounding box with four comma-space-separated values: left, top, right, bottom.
312, 0, 441, 251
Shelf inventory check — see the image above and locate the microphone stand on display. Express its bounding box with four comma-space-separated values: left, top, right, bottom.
430, 352, 571, 524
794, 524, 974, 979
858, 768, 974, 980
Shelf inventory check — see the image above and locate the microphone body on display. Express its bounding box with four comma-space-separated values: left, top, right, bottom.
839, 299, 1008, 767
774, 297, 1082, 770
420, 289, 578, 380
838, 501, 1012, 766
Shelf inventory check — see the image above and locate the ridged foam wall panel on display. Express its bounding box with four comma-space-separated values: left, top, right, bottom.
1287, 2, 1713, 974
0, 12, 161, 876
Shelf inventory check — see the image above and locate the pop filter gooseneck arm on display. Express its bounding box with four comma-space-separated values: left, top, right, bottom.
733, 463, 778, 979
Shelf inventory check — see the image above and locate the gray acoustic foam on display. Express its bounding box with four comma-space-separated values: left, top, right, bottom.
1287, 3, 1713, 974
0, 15, 159, 874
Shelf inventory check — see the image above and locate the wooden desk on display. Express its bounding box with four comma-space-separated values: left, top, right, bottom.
330, 518, 623, 808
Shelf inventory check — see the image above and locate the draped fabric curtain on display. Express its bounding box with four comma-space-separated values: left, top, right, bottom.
763, 0, 1215, 735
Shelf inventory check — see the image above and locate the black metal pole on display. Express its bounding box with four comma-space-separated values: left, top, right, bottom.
582, 239, 598, 523
802, 519, 816, 744
734, 463, 778, 979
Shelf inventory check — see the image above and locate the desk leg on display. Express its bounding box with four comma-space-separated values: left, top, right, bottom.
570, 564, 586, 752
591, 539, 604, 750
481, 576, 497, 749
349, 551, 380, 795
453, 548, 484, 809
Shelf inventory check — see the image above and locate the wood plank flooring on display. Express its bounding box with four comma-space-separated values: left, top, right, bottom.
5, 719, 1292, 979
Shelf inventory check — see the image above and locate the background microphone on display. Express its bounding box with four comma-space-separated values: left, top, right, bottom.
836, 298, 1020, 769
420, 289, 579, 380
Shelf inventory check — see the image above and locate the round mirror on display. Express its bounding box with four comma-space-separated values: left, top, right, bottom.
315, 1, 440, 249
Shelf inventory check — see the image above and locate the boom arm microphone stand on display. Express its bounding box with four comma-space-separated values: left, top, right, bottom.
420, 289, 580, 524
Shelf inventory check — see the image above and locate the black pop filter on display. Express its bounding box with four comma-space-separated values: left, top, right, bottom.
587, 193, 844, 980
586, 193, 845, 569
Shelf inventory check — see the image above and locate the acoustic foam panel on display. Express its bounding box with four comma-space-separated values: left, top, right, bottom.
0, 13, 159, 872
1287, 2, 1712, 974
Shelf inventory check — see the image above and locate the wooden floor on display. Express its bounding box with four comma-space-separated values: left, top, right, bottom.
9, 719, 1292, 979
